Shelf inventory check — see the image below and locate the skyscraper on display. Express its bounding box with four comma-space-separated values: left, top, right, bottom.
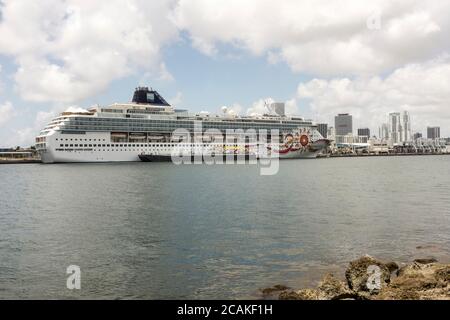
335, 113, 353, 136
389, 112, 402, 144
317, 123, 328, 138
379, 123, 389, 141
427, 127, 440, 139
327, 126, 335, 139
413, 132, 422, 141
402, 111, 412, 142
358, 128, 370, 137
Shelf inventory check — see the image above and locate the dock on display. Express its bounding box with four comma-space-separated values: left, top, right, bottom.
319, 152, 450, 158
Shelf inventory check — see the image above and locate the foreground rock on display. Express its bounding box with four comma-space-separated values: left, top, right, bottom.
279, 274, 358, 300
276, 256, 450, 300
345, 255, 394, 297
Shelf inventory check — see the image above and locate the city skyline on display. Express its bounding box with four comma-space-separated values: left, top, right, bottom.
326, 110, 444, 142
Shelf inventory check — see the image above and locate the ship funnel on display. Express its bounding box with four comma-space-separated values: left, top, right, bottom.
132, 86, 170, 106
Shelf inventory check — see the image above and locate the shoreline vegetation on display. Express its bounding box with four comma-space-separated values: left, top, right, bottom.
261, 255, 450, 300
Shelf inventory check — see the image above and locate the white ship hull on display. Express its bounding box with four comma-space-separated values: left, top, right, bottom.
41, 149, 320, 163
38, 132, 324, 163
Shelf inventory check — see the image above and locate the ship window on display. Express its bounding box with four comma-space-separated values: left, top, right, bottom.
60, 144, 63, 147
70, 144, 73, 147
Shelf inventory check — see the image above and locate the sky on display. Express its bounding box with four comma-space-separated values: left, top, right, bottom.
0, 0, 449, 147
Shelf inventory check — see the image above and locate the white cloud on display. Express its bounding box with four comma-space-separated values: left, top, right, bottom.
223, 103, 242, 116
297, 56, 450, 136
1, 0, 449, 141
285, 98, 299, 115
0, 0, 178, 103
174, 0, 450, 76
0, 63, 3, 93
12, 127, 35, 148
0, 101, 14, 125
4, 105, 67, 147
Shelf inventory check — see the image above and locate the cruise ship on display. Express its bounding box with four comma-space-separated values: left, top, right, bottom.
35, 87, 330, 163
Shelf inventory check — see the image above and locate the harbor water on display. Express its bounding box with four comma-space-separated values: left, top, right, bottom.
1, 156, 450, 299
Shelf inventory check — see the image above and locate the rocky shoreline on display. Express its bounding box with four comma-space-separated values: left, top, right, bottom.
261, 255, 450, 300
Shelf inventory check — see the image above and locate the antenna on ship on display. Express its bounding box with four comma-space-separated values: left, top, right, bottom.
221, 106, 228, 115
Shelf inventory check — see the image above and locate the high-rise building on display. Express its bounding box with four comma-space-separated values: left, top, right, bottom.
357, 128, 370, 137
335, 113, 353, 136
271, 102, 285, 116
327, 126, 335, 139
389, 112, 402, 144
379, 123, 389, 141
427, 127, 440, 139
413, 132, 422, 141
317, 123, 328, 138
402, 111, 412, 142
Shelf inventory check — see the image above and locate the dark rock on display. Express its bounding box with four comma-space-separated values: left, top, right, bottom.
385, 261, 399, 273
294, 289, 322, 300
345, 255, 391, 294
261, 284, 290, 298
416, 244, 440, 250
414, 258, 438, 264
376, 287, 421, 300
397, 263, 421, 277
380, 262, 449, 299
434, 266, 450, 282
278, 275, 362, 300
279, 290, 308, 300
275, 256, 450, 300
390, 274, 437, 291
317, 274, 357, 300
